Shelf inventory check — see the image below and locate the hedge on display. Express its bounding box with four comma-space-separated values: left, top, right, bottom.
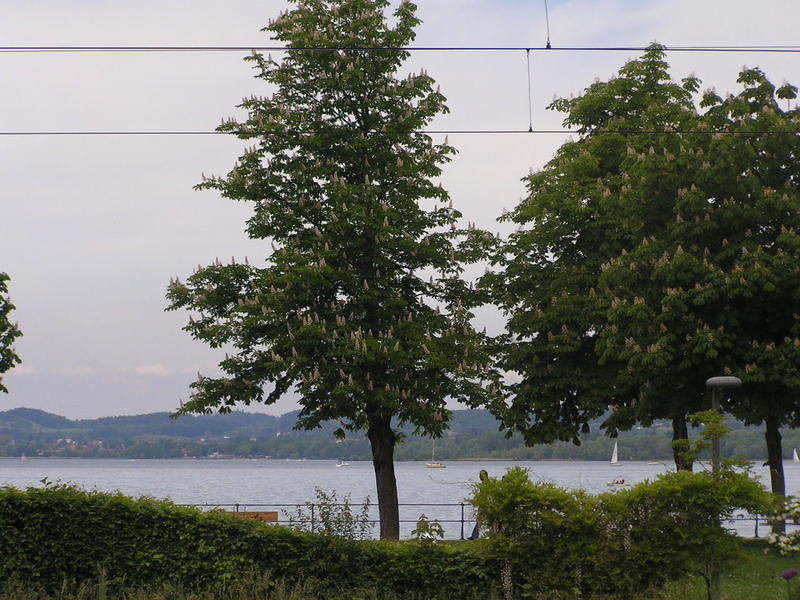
0, 484, 496, 598
470, 467, 772, 598
0, 468, 772, 599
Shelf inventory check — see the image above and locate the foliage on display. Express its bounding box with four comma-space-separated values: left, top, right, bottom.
0, 577, 490, 600
486, 43, 800, 479
484, 44, 704, 452
0, 484, 498, 598
284, 487, 373, 540
166, 0, 496, 539
2, 539, 798, 600
0, 273, 22, 393
595, 63, 800, 492
673, 409, 745, 469
768, 497, 800, 555
469, 466, 771, 599
410, 513, 444, 543
0, 481, 781, 599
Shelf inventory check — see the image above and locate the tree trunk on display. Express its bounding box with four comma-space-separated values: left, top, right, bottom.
672, 414, 693, 471
367, 414, 400, 540
765, 416, 786, 534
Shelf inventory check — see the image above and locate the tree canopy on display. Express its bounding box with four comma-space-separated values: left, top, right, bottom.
0, 273, 21, 393
597, 65, 800, 491
167, 0, 495, 539
485, 46, 701, 459
486, 45, 800, 476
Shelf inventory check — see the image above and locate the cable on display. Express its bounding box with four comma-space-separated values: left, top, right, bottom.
543, 0, 552, 49
1, 45, 800, 53
0, 129, 566, 136
0, 129, 795, 136
526, 50, 534, 133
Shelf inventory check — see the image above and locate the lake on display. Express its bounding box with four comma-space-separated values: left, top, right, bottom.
2, 457, 796, 539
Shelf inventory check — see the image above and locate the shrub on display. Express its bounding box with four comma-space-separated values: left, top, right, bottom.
469, 466, 770, 598
0, 473, 770, 599
0, 483, 496, 599
283, 487, 373, 540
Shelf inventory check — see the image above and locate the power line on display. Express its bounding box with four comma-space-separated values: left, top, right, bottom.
0, 129, 565, 136
1, 45, 800, 54
543, 0, 552, 49
526, 50, 534, 132
0, 129, 795, 137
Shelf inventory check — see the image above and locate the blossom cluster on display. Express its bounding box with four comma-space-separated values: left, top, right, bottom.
767, 497, 800, 555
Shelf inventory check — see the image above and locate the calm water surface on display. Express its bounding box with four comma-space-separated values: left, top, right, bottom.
2, 458, 795, 538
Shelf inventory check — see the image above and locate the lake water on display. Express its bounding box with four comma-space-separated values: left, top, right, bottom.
2, 458, 797, 539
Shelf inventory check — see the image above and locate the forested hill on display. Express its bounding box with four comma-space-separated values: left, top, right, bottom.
0, 407, 796, 461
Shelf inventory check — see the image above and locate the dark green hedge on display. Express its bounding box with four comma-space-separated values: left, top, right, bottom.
0, 484, 495, 598
470, 467, 772, 598
0, 471, 771, 599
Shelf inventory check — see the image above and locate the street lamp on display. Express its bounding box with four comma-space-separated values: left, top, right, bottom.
705, 376, 742, 473
704, 375, 742, 600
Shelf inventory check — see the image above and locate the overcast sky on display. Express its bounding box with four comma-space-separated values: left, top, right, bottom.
1, 0, 797, 419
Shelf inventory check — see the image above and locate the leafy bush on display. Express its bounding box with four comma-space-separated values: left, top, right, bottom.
767, 496, 800, 555
0, 474, 770, 599
410, 514, 445, 543
283, 487, 373, 540
0, 483, 496, 599
469, 466, 770, 599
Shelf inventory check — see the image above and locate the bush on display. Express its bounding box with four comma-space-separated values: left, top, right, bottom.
283, 487, 374, 540
469, 466, 770, 599
0, 483, 496, 599
0, 472, 770, 599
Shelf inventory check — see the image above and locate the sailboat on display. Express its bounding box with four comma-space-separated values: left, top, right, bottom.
425, 439, 446, 468
610, 441, 621, 466
606, 440, 629, 486
793, 448, 799, 463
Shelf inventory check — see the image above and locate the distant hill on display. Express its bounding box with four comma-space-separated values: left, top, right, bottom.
0, 407, 503, 441
0, 406, 793, 462
0, 408, 74, 432
0, 407, 508, 459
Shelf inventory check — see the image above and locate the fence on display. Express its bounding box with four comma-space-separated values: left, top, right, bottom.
181, 502, 787, 540
182, 502, 475, 539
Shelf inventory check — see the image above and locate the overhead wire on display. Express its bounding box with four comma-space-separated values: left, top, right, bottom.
543, 0, 552, 49
526, 50, 534, 133
0, 40, 796, 138
0, 45, 800, 53
0, 129, 795, 137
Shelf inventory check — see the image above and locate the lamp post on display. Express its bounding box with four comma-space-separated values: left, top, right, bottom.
705, 376, 742, 473
704, 376, 741, 600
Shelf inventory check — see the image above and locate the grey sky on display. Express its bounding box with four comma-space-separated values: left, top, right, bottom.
1, 0, 798, 418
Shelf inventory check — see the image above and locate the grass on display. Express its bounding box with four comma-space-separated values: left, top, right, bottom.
648, 539, 800, 600
2, 540, 799, 600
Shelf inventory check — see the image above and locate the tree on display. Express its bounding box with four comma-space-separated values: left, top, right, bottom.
485, 46, 704, 469
167, 0, 494, 540
488, 45, 800, 489
0, 272, 22, 393
597, 67, 800, 500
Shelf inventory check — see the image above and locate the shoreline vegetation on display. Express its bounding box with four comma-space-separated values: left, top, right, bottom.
1, 406, 799, 462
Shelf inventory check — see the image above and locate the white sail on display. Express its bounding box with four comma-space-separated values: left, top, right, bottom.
793, 448, 799, 463
426, 439, 446, 468
610, 441, 620, 465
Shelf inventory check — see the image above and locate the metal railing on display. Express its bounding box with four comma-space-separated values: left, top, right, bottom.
181, 502, 475, 539
181, 502, 799, 540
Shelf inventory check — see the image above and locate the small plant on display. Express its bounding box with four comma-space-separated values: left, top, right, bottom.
284, 487, 373, 540
410, 514, 444, 543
